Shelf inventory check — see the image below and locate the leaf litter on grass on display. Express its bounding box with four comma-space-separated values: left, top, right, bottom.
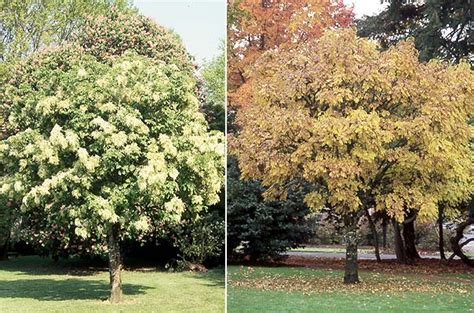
229, 267, 473, 296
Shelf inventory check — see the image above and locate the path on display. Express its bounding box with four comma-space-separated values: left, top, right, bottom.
284, 251, 442, 260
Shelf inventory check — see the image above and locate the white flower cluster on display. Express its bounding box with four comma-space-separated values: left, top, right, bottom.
159, 134, 177, 156
77, 148, 100, 172
137, 152, 167, 192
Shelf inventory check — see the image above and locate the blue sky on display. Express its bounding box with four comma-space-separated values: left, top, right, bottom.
133, 0, 225, 64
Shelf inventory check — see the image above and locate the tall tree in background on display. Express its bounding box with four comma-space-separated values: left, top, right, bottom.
357, 0, 473, 65
234, 29, 473, 283
200, 45, 225, 132
0, 0, 131, 61
228, 0, 353, 110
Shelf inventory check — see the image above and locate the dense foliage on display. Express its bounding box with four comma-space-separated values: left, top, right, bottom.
227, 156, 312, 261
76, 8, 194, 73
200, 47, 225, 132
0, 0, 131, 61
357, 0, 473, 65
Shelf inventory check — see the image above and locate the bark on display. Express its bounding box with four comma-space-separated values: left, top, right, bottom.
402, 215, 420, 261
438, 205, 446, 260
0, 235, 9, 261
449, 216, 474, 267
392, 219, 406, 264
108, 224, 123, 303
382, 218, 387, 248
344, 219, 359, 284
365, 208, 381, 262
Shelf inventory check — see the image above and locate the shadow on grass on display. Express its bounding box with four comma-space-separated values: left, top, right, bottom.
0, 278, 150, 301
186, 267, 225, 289
0, 256, 106, 276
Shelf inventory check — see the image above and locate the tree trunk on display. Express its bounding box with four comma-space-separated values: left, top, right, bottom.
450, 216, 474, 267
108, 224, 123, 303
365, 208, 381, 262
0, 206, 11, 261
0, 235, 9, 261
382, 218, 387, 248
344, 219, 359, 284
392, 219, 406, 264
402, 216, 420, 262
438, 205, 446, 260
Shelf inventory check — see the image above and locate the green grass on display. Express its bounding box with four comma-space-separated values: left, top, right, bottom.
0, 256, 224, 313
228, 266, 473, 313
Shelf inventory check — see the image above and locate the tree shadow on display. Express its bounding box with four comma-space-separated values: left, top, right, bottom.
0, 278, 150, 301
183, 268, 225, 288
0, 256, 106, 276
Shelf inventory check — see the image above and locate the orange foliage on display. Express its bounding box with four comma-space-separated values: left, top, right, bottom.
227, 0, 354, 110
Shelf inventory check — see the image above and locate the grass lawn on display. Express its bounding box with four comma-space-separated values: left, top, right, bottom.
0, 256, 224, 313
228, 265, 473, 313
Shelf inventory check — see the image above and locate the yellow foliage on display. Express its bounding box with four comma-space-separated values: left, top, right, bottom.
235, 29, 474, 221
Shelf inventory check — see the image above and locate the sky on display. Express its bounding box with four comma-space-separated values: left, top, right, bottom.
132, 0, 382, 63
344, 0, 387, 18
134, 0, 225, 64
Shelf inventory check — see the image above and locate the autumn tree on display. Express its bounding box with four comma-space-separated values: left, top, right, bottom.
228, 0, 353, 109
358, 0, 474, 261
234, 29, 473, 283
0, 46, 224, 302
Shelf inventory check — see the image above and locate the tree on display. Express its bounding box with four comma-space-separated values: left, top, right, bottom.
200, 45, 225, 132
0, 47, 224, 302
1, 9, 200, 261
227, 156, 312, 261
76, 8, 194, 74
0, 0, 131, 61
228, 0, 353, 109
357, 0, 474, 261
357, 0, 473, 65
234, 29, 473, 283
0, 0, 132, 261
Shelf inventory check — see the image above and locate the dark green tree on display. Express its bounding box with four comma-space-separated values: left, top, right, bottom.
357, 0, 473, 64
227, 156, 313, 261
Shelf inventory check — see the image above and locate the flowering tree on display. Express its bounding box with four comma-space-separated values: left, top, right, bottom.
0, 47, 224, 302
76, 8, 194, 73
235, 29, 473, 283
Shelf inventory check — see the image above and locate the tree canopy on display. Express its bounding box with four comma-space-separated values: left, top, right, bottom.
234, 28, 473, 282
0, 0, 131, 61
357, 0, 473, 64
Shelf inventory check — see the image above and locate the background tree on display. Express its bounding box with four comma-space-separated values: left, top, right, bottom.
76, 8, 194, 74
234, 29, 473, 283
0, 47, 224, 302
227, 0, 353, 109
357, 0, 473, 65
200, 45, 225, 132
227, 156, 312, 261
0, 0, 131, 61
